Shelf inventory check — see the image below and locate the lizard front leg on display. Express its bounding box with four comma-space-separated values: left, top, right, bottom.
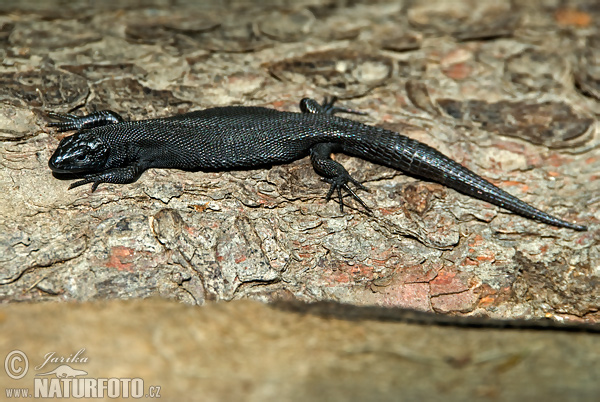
48, 110, 124, 132
70, 165, 144, 192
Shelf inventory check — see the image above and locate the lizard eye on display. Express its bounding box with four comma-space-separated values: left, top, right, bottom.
48, 133, 110, 173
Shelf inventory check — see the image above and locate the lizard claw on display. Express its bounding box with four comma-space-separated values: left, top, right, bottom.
322, 176, 371, 213
47, 112, 82, 132
321, 97, 368, 116
69, 178, 95, 191
68, 174, 103, 191
47, 110, 124, 132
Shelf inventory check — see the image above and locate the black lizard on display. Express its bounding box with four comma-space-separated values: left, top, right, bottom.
47, 97, 587, 231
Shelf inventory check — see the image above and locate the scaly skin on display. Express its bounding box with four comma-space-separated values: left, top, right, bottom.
48, 98, 587, 230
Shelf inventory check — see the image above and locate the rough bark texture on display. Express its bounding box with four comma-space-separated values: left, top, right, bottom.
0, 0, 599, 399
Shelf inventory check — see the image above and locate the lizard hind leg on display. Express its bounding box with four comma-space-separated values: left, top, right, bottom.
310, 143, 370, 213
299, 97, 367, 116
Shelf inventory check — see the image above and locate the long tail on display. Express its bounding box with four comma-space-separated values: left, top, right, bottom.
347, 131, 587, 231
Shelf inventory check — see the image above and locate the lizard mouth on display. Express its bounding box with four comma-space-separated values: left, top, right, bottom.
48, 149, 79, 173
48, 133, 110, 173
48, 152, 70, 172
48, 158, 92, 173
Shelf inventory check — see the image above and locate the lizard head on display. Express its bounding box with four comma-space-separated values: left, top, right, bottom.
48, 132, 110, 173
